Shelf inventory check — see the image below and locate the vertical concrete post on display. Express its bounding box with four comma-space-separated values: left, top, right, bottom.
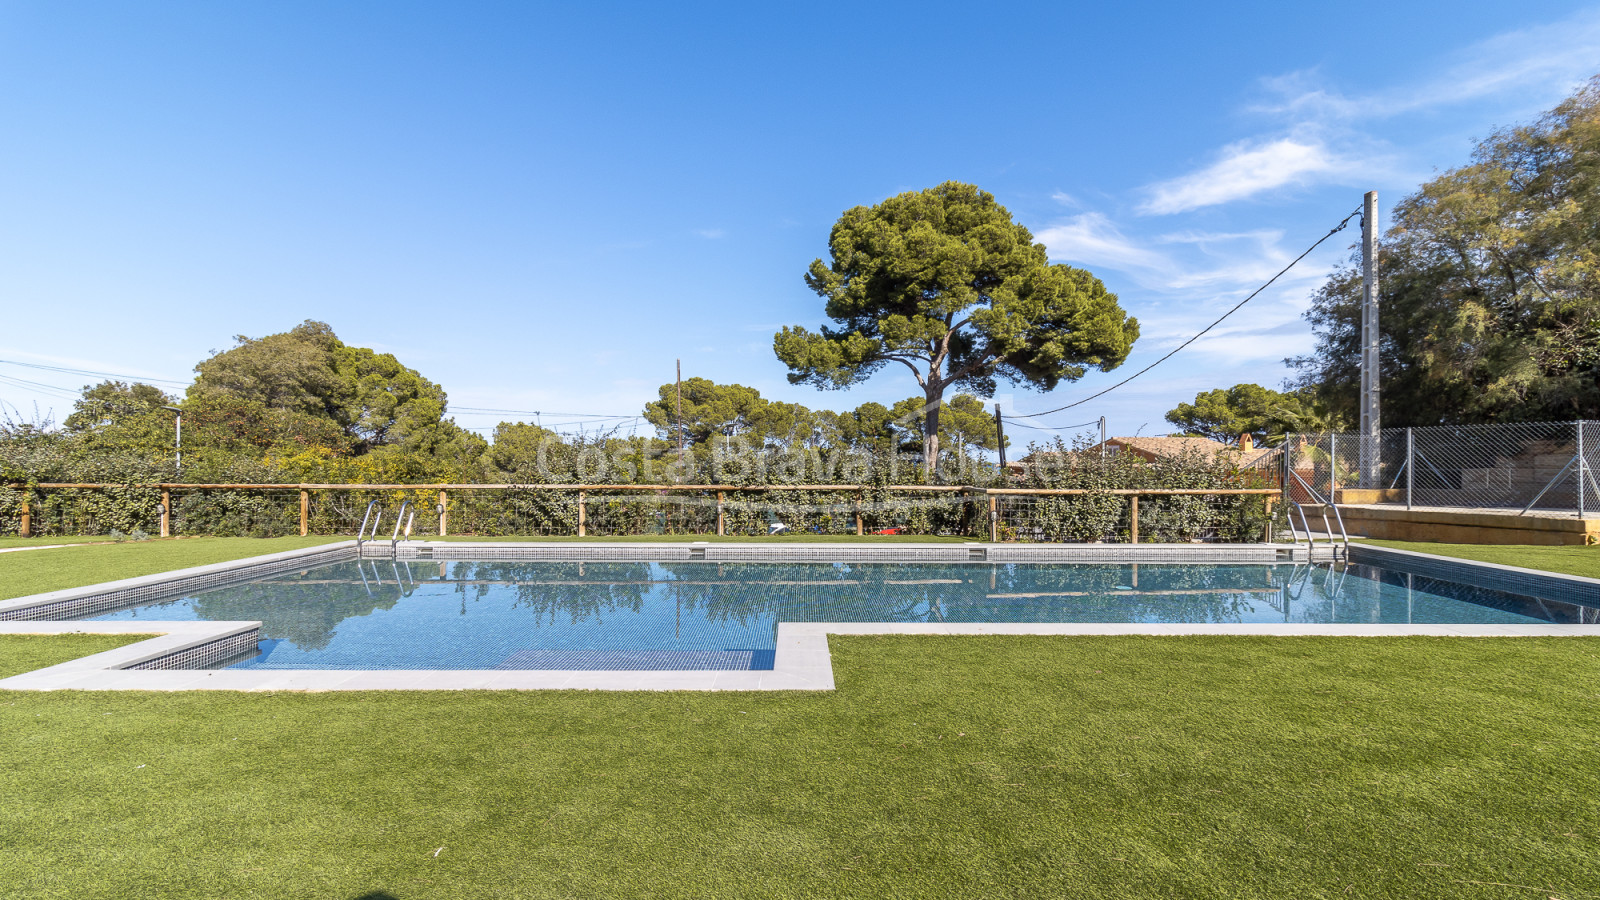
1406, 428, 1414, 511
1359, 190, 1381, 487
987, 494, 998, 543
577, 490, 586, 537
299, 489, 310, 537
1264, 496, 1274, 543
1579, 421, 1587, 520
1329, 434, 1338, 500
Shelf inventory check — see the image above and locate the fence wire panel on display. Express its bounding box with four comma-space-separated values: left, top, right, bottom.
449, 488, 577, 537
995, 493, 1276, 543
23, 486, 166, 537
720, 490, 854, 537
585, 492, 717, 537
1290, 420, 1600, 515
307, 489, 448, 537
856, 491, 973, 537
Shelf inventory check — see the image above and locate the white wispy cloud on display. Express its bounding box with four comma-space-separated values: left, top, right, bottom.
1137, 9, 1600, 214
1256, 10, 1600, 121
1138, 138, 1345, 215
1035, 213, 1172, 275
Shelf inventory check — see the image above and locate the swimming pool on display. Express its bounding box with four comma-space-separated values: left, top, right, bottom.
82, 559, 1589, 671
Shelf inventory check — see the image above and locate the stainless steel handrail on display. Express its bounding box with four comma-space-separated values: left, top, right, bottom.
1289, 501, 1317, 559
390, 500, 412, 554
356, 500, 383, 549
1327, 502, 1351, 560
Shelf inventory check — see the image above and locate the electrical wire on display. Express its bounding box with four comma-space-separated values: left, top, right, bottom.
1003, 417, 1101, 433
1010, 207, 1363, 420
0, 357, 190, 387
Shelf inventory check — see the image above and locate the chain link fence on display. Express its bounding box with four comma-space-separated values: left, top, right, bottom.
1286, 421, 1600, 516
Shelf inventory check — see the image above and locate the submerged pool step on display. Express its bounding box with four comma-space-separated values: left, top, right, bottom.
495, 649, 774, 670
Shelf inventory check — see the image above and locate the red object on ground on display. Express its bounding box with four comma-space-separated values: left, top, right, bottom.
874, 527, 900, 535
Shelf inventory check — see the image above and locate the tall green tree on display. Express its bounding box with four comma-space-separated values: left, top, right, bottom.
1291, 77, 1600, 424
190, 319, 457, 453
1165, 384, 1310, 444
643, 379, 769, 446
888, 394, 1008, 453
775, 181, 1138, 471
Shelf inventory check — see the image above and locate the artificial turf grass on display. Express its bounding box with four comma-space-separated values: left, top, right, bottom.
0, 535, 119, 550
429, 533, 974, 543
0, 536, 345, 602
0, 634, 148, 678
1359, 538, 1600, 579
3, 636, 1598, 899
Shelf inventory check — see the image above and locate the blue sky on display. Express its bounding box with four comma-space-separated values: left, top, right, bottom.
3, 1, 1598, 447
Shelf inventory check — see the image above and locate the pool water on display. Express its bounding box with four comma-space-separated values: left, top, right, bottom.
83, 560, 1585, 671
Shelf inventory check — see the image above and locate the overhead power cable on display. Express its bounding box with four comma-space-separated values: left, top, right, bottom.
0, 357, 190, 387
1003, 417, 1100, 433
1011, 207, 1362, 420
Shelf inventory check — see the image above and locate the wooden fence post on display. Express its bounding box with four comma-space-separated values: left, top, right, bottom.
577, 490, 586, 537
716, 491, 725, 536
988, 494, 999, 543
1263, 496, 1274, 543
1130, 494, 1140, 544
438, 489, 448, 537
855, 493, 864, 536
160, 490, 171, 538
299, 490, 309, 537
19, 493, 31, 538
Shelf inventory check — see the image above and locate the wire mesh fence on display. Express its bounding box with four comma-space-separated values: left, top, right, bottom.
1288, 421, 1600, 516
3, 483, 1288, 542
993, 492, 1281, 543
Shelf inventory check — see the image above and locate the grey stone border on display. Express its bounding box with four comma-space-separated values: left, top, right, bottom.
388, 541, 1305, 564
1, 538, 1595, 692
3, 619, 1598, 692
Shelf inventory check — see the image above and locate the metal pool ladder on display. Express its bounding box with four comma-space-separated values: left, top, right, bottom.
356, 500, 385, 551
390, 500, 415, 556
1287, 500, 1349, 562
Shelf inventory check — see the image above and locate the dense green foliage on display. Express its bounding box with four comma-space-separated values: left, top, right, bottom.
1009, 434, 1278, 542
776, 181, 1138, 467
3, 634, 1597, 899
1292, 78, 1600, 425
642, 377, 1006, 457
1164, 383, 1349, 445
2, 321, 1258, 540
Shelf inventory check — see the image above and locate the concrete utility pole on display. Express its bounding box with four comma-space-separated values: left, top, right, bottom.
675, 359, 684, 468
161, 405, 182, 474
1359, 190, 1380, 488
993, 404, 1006, 473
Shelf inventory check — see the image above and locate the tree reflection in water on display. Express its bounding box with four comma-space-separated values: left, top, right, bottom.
86, 559, 1565, 666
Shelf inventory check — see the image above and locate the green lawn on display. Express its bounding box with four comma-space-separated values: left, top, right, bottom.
1360, 538, 1600, 579
0, 536, 344, 602
2, 634, 1597, 899
0, 534, 118, 550
431, 533, 974, 543
0, 633, 148, 678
